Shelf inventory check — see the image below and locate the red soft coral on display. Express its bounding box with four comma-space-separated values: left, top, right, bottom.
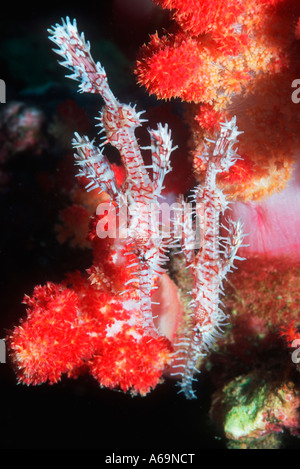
280, 322, 300, 346
136, 0, 300, 201
154, 0, 245, 37
136, 33, 206, 102
8, 238, 174, 396
90, 331, 172, 396
8, 283, 95, 385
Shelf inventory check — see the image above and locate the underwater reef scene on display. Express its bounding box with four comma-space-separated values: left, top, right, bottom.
0, 0, 299, 451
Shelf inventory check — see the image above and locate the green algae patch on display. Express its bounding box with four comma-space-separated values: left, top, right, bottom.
210, 373, 300, 448
224, 379, 267, 440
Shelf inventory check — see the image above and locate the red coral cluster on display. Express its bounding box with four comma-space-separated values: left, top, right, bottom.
8, 232, 173, 396
281, 322, 300, 345
280, 322, 300, 372
135, 0, 300, 200
157, 0, 245, 38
